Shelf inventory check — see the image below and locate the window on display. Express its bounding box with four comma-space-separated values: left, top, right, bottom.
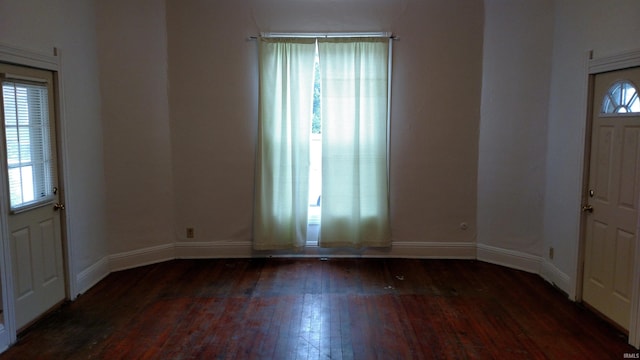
254, 35, 392, 250
308, 49, 322, 225
602, 80, 640, 114
1, 79, 56, 211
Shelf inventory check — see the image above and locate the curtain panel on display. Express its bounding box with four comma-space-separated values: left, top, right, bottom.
318, 38, 391, 248
254, 36, 392, 250
253, 38, 316, 250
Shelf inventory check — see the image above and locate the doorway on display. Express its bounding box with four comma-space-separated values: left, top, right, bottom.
0, 63, 66, 331
582, 66, 640, 332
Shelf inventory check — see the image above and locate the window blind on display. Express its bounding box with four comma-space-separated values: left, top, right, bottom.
1, 79, 56, 210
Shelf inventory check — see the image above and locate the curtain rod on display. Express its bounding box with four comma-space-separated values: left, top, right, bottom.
248, 32, 398, 40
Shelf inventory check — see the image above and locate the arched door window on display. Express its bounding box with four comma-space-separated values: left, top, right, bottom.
601, 80, 640, 114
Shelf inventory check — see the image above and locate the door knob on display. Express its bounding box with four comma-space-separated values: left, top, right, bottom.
582, 204, 593, 213
53, 203, 65, 211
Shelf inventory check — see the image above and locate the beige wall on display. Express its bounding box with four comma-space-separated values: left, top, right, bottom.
96, 0, 175, 254
165, 0, 484, 251
478, 0, 554, 260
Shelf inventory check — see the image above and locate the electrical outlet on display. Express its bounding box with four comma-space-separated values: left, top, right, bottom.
186, 228, 195, 239
549, 247, 554, 260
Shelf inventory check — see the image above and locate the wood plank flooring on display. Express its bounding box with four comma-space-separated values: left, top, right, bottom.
0, 258, 637, 359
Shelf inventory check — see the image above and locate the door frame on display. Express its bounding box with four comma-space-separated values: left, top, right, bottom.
580, 48, 640, 348
0, 43, 76, 349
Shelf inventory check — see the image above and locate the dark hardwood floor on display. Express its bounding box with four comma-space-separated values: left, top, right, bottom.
0, 258, 637, 359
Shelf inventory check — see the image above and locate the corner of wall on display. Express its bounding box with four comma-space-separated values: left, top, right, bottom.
476, 244, 542, 274
108, 243, 176, 272
74, 256, 110, 297
540, 258, 573, 299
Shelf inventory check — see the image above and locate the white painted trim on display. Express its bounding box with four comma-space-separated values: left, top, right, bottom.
176, 241, 253, 259
0, 163, 15, 349
386, 241, 476, 259
573, 50, 592, 298
631, 213, 640, 349
631, 250, 640, 349
476, 244, 542, 274
589, 48, 640, 75
0, 43, 58, 71
174, 240, 476, 259
0, 325, 9, 354
75, 257, 110, 296
296, 241, 476, 259
540, 259, 573, 298
52, 48, 80, 302
108, 244, 175, 272
0, 234, 13, 351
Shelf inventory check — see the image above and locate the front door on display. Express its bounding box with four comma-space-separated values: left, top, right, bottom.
583, 66, 640, 330
0, 63, 66, 330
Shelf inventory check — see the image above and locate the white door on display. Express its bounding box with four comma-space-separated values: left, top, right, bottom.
0, 63, 66, 330
583, 67, 640, 330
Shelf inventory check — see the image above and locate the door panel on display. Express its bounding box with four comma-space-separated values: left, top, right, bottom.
8, 200, 65, 329
583, 66, 640, 330
12, 228, 34, 299
594, 125, 614, 203
586, 220, 608, 287
619, 127, 640, 209
40, 219, 59, 283
0, 63, 65, 330
613, 229, 633, 299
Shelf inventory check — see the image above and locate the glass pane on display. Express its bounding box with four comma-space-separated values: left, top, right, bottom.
8, 167, 23, 205
2, 81, 54, 210
602, 81, 640, 114
630, 95, 640, 112
5, 127, 19, 165
15, 87, 29, 126
8, 166, 35, 206
308, 48, 322, 226
20, 166, 34, 203
2, 86, 17, 126
18, 127, 32, 163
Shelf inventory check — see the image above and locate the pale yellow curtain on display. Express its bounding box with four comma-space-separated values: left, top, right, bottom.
317, 38, 391, 248
253, 38, 316, 250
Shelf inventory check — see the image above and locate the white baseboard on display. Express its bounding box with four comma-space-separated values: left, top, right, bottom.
75, 256, 110, 296
476, 244, 542, 274
174, 240, 476, 259
540, 259, 572, 298
109, 243, 175, 272
0, 323, 11, 354
386, 241, 476, 259
175, 241, 253, 258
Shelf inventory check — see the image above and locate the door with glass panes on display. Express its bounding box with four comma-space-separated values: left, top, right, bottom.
582, 66, 640, 331
0, 63, 65, 330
